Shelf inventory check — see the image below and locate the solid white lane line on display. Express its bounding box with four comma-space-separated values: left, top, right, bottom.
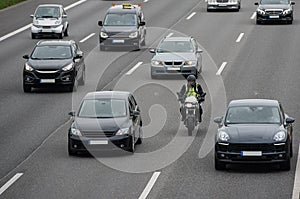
138, 172, 161, 199
186, 12, 196, 20
166, 33, 173, 38
216, 62, 227, 75
292, 144, 300, 199
144, 0, 149, 2
0, 0, 87, 43
251, 12, 256, 19
235, 33, 245, 43
126, 62, 143, 75
65, 0, 87, 10
79, 33, 95, 43
0, 173, 23, 195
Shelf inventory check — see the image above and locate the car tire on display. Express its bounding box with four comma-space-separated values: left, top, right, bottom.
68, 138, 77, 156
290, 142, 293, 157
68, 79, 78, 92
58, 32, 63, 39
31, 33, 37, 39
23, 83, 32, 93
136, 124, 143, 145
256, 20, 261, 25
215, 155, 226, 170
207, 8, 211, 12
280, 157, 291, 171
79, 68, 85, 85
287, 20, 293, 24
64, 26, 69, 37
127, 135, 135, 153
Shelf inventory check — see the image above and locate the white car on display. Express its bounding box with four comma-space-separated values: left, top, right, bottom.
207, 0, 241, 12
31, 4, 69, 39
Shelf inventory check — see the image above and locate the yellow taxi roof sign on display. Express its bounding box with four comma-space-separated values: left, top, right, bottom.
122, 3, 133, 9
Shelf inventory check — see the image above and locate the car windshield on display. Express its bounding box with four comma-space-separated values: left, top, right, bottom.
31, 45, 72, 60
78, 99, 127, 118
157, 41, 194, 53
35, 7, 60, 18
225, 106, 281, 124
104, 13, 137, 26
260, 0, 289, 5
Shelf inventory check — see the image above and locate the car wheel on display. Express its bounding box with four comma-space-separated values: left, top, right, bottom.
23, 83, 32, 93
207, 8, 211, 12
68, 79, 78, 92
31, 33, 36, 39
127, 135, 135, 153
215, 155, 226, 170
64, 26, 69, 36
287, 20, 293, 24
58, 32, 63, 39
79, 68, 85, 85
256, 20, 261, 25
136, 124, 143, 145
280, 157, 291, 171
290, 142, 293, 157
68, 138, 77, 156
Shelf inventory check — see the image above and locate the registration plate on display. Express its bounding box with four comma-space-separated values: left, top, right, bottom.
218, 4, 227, 6
88, 140, 108, 145
40, 79, 55, 83
112, 39, 125, 44
39, 29, 52, 33
168, 67, 180, 71
269, 15, 279, 19
241, 151, 262, 156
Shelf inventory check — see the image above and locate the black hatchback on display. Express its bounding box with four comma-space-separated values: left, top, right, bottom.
23, 40, 85, 92
68, 91, 143, 155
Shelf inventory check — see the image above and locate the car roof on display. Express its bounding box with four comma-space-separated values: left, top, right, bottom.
107, 5, 140, 14
84, 91, 131, 100
162, 37, 192, 42
37, 40, 75, 46
37, 4, 62, 8
229, 99, 279, 107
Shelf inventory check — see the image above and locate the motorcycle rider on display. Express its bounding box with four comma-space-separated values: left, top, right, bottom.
179, 75, 205, 122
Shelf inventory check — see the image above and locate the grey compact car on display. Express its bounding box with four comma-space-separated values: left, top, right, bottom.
150, 37, 203, 79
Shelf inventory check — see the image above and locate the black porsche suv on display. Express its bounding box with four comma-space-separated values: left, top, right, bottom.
98, 3, 146, 51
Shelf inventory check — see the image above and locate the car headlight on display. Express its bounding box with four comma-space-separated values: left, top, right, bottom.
116, 128, 129, 135
62, 63, 73, 71
54, 20, 62, 25
184, 61, 197, 66
25, 63, 34, 71
151, 60, 164, 66
100, 32, 108, 38
273, 131, 286, 142
283, 9, 292, 15
218, 131, 230, 142
129, 31, 138, 38
33, 19, 39, 25
257, 8, 266, 15
71, 123, 82, 136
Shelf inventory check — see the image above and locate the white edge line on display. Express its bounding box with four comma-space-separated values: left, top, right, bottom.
235, 33, 245, 43
0, 0, 87, 42
251, 12, 257, 20
166, 33, 173, 38
292, 144, 300, 199
0, 173, 23, 195
138, 172, 161, 199
79, 33, 95, 43
216, 62, 227, 75
126, 62, 143, 75
186, 12, 196, 20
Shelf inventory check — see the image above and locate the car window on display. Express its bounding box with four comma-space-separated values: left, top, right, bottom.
35, 6, 61, 18
78, 99, 127, 118
104, 13, 137, 26
260, 0, 289, 5
31, 45, 72, 59
157, 40, 194, 53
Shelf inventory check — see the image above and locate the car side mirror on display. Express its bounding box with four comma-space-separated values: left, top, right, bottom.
291, 1, 295, 5
196, 49, 203, 53
131, 110, 140, 117
74, 51, 83, 60
149, 48, 156, 53
30, 14, 34, 18
68, 111, 75, 117
23, 55, 29, 59
254, 2, 259, 5
62, 14, 67, 18
98, 21, 103, 26
286, 117, 295, 124
139, 21, 146, 26
214, 117, 223, 124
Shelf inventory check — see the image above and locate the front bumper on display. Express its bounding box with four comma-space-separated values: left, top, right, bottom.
69, 134, 132, 152
207, 3, 239, 10
99, 37, 140, 48
215, 142, 289, 164
256, 12, 293, 22
23, 70, 75, 88
151, 66, 198, 77
31, 25, 63, 34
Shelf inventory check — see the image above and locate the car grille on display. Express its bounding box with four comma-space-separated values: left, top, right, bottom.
217, 0, 229, 3
35, 70, 60, 79
164, 61, 183, 66
228, 144, 275, 153
108, 32, 130, 38
265, 10, 283, 15
82, 131, 116, 138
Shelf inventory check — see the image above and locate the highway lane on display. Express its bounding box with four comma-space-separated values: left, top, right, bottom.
1, 0, 300, 198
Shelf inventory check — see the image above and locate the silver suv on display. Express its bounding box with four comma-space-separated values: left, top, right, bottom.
31, 4, 69, 39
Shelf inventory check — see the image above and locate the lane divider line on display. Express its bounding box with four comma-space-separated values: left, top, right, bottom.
235, 33, 245, 43
79, 33, 95, 43
166, 32, 173, 38
292, 144, 300, 199
186, 12, 196, 20
216, 62, 227, 75
143, 0, 149, 2
251, 12, 256, 20
0, 0, 87, 43
126, 62, 143, 75
0, 173, 23, 195
138, 172, 161, 199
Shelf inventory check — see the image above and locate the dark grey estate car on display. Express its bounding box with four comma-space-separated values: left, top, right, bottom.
214, 99, 294, 171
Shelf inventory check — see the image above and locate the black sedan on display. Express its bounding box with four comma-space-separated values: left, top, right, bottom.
68, 91, 143, 155
23, 40, 85, 92
214, 99, 294, 171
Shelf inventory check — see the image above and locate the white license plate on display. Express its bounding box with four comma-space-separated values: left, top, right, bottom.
112, 39, 124, 44
39, 29, 52, 33
88, 140, 108, 145
40, 79, 55, 83
218, 4, 227, 6
168, 67, 180, 70
241, 151, 262, 156
269, 15, 279, 19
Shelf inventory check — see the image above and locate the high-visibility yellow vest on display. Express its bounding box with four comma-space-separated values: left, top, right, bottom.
186, 84, 198, 97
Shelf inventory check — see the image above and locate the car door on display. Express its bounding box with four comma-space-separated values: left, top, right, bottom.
62, 7, 68, 32
280, 104, 293, 140
72, 44, 83, 80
